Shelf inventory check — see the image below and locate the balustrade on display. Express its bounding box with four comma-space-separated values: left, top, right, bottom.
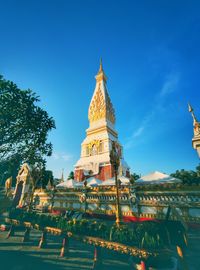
32, 187, 200, 223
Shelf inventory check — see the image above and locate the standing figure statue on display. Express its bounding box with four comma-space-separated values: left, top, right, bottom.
5, 177, 12, 197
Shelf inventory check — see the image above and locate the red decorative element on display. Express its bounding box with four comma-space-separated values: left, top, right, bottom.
51, 209, 65, 215
74, 165, 114, 182
123, 216, 154, 222
74, 169, 84, 181
140, 261, 146, 270
38, 230, 47, 248
92, 245, 102, 269
60, 235, 69, 257
95, 165, 113, 181
75, 165, 129, 182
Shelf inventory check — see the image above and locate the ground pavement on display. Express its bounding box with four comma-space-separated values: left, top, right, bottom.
0, 229, 130, 270
185, 228, 200, 270
0, 225, 200, 270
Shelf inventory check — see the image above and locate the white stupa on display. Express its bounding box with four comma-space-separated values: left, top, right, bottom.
100, 175, 130, 186
74, 60, 129, 181
56, 179, 78, 188
135, 171, 181, 185
86, 177, 102, 186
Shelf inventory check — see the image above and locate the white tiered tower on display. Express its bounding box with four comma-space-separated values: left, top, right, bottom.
74, 60, 129, 181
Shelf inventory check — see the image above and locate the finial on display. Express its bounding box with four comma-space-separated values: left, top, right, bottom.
99, 57, 103, 72
188, 103, 198, 125
188, 103, 193, 113
95, 58, 107, 82
61, 168, 64, 182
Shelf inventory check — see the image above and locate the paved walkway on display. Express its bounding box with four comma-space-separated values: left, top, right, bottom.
0, 229, 129, 270
0, 225, 200, 270
185, 228, 200, 270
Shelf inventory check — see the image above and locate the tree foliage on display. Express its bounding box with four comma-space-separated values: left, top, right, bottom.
130, 172, 140, 184
67, 171, 74, 180
170, 165, 200, 184
0, 75, 55, 184
39, 169, 54, 188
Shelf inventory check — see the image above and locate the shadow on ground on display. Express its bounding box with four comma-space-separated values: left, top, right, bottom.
0, 250, 65, 270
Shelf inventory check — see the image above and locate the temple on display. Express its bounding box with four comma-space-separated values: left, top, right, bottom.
74, 60, 130, 181
9, 64, 200, 227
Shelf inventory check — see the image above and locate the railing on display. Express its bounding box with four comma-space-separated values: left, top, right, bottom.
5, 216, 187, 269
33, 185, 200, 224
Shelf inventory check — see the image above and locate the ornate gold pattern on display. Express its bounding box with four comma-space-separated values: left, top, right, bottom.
84, 140, 104, 156
81, 236, 157, 258
88, 140, 100, 150
86, 139, 101, 155
88, 85, 115, 124
6, 218, 157, 259
87, 125, 118, 137
95, 59, 107, 82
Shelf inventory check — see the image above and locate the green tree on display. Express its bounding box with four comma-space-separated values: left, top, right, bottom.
196, 164, 200, 178
0, 156, 21, 185
0, 75, 55, 185
130, 172, 140, 184
39, 169, 54, 188
170, 167, 200, 185
67, 171, 74, 180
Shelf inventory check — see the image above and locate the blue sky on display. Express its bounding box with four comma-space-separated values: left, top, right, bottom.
1, 0, 200, 178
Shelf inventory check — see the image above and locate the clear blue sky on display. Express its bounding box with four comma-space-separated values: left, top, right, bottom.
1, 0, 200, 178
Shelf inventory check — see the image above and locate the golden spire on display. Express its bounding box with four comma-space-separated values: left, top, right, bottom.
188, 103, 198, 124
188, 103, 193, 113
47, 179, 52, 189
88, 60, 115, 124
95, 58, 107, 82
99, 57, 103, 72
60, 169, 64, 183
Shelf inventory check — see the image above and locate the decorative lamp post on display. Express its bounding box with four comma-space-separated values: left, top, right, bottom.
110, 141, 122, 226
188, 103, 200, 158
84, 179, 88, 213
50, 185, 56, 212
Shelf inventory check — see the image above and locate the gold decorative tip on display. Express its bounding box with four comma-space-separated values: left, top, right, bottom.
99, 57, 103, 72
188, 103, 193, 112
61, 168, 64, 182
188, 103, 199, 125
95, 58, 107, 82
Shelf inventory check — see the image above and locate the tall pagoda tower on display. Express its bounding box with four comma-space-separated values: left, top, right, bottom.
74, 60, 129, 181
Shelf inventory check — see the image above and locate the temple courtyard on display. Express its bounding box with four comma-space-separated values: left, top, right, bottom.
0, 228, 129, 270
0, 226, 200, 270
